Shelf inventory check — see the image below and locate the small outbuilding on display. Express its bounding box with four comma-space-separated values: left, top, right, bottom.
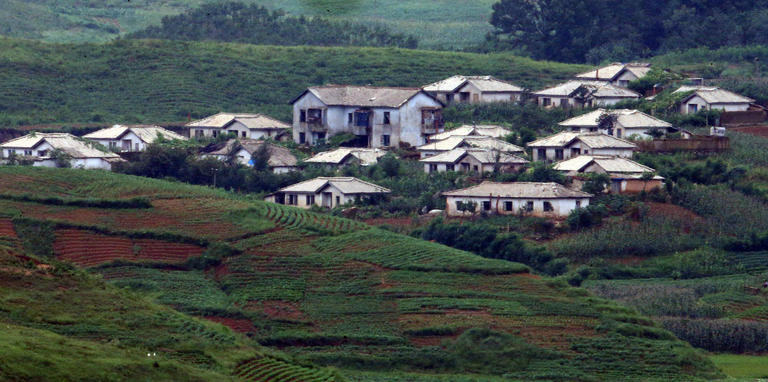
553, 155, 663, 194
303, 147, 388, 168
420, 148, 528, 174
534, 81, 640, 108
574, 63, 652, 88
527, 132, 636, 162
417, 135, 524, 158
558, 109, 675, 140
187, 113, 290, 140
423, 75, 523, 105
427, 124, 512, 142
200, 139, 298, 173
265, 177, 390, 209
674, 86, 754, 115
442, 181, 592, 217
83, 124, 186, 152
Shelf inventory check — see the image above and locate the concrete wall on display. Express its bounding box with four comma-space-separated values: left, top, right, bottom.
2, 141, 54, 158
445, 196, 589, 217
531, 143, 633, 162
292, 91, 438, 148
620, 178, 663, 193
223, 121, 284, 140
33, 157, 114, 170
680, 95, 750, 114
88, 131, 144, 152
613, 71, 639, 87
265, 186, 362, 209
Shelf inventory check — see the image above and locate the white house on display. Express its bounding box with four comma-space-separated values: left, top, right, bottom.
558, 109, 675, 140
265, 177, 390, 209
673, 86, 754, 114
428, 124, 512, 142
290, 85, 444, 148
422, 75, 523, 105
1, 133, 123, 170
442, 181, 592, 217
200, 139, 298, 173
417, 135, 524, 158
419, 148, 528, 174
527, 132, 636, 162
575, 63, 652, 88
83, 125, 187, 152
304, 147, 388, 168
187, 113, 290, 139
534, 81, 640, 108
553, 155, 663, 194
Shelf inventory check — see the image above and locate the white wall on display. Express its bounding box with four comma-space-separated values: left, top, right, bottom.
445, 196, 589, 217
2, 141, 54, 158
88, 131, 145, 152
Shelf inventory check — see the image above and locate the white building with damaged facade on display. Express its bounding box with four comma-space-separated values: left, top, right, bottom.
290, 85, 444, 148
1, 133, 123, 170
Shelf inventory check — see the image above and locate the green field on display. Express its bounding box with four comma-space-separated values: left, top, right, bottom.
710, 354, 768, 379
0, 37, 584, 128
0, 166, 723, 381
0, 0, 496, 48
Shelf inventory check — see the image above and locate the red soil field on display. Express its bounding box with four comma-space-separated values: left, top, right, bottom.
54, 229, 204, 268
203, 316, 256, 333
0, 219, 18, 239
731, 125, 768, 138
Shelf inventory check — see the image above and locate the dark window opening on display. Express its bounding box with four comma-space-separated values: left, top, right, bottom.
537, 148, 546, 160
307, 108, 322, 124
299, 132, 306, 144
543, 201, 553, 212
525, 201, 533, 212
383, 111, 391, 125
300, 110, 306, 122
381, 134, 391, 146
429, 164, 438, 173
542, 98, 551, 107
306, 195, 315, 205
355, 111, 370, 127
348, 113, 353, 124
504, 201, 513, 211
555, 149, 564, 160
446, 164, 454, 172
482, 201, 491, 211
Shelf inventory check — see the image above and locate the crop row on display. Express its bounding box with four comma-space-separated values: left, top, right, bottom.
234, 356, 338, 382
54, 229, 204, 268
263, 203, 366, 235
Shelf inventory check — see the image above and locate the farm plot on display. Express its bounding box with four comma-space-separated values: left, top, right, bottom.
54, 229, 204, 268
234, 356, 340, 382
262, 203, 367, 235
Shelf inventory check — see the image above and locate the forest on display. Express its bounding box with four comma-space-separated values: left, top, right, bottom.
487, 0, 768, 63
128, 2, 418, 49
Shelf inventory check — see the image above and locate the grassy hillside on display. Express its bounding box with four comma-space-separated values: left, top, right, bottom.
0, 166, 723, 381
0, 220, 340, 380
0, 0, 494, 48
0, 37, 586, 127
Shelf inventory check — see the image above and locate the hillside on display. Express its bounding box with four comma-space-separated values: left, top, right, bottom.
0, 37, 586, 127
0, 166, 723, 381
0, 0, 494, 48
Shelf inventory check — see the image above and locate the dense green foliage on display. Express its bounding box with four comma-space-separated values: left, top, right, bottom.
129, 2, 418, 48
488, 0, 768, 63
0, 37, 581, 127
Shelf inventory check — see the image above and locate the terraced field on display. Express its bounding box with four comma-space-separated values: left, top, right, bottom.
0, 167, 722, 381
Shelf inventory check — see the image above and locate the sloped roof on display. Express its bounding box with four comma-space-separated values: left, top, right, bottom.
304, 147, 387, 166
534, 81, 640, 98
527, 132, 637, 149
423, 75, 522, 93
417, 136, 523, 153
553, 155, 659, 176
674, 86, 754, 104
442, 181, 592, 198
202, 139, 297, 167
186, 113, 290, 130
429, 125, 513, 141
84, 125, 187, 143
559, 109, 672, 128
419, 148, 528, 164
575, 63, 651, 81
1, 133, 120, 159
292, 85, 442, 108
277, 177, 390, 195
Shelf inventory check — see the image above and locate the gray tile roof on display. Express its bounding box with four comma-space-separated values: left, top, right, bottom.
277, 177, 390, 195
186, 113, 290, 130
443, 181, 592, 198
304, 147, 387, 166
674, 86, 755, 104
2, 133, 120, 159
527, 132, 637, 149
84, 125, 187, 143
559, 109, 672, 128
423, 75, 522, 93
293, 85, 441, 108
419, 148, 528, 164
534, 81, 640, 98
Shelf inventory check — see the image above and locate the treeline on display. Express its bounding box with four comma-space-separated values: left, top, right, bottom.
128, 2, 417, 49
486, 0, 768, 63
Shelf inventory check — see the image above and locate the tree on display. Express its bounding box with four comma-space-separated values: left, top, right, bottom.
597, 113, 618, 135
50, 149, 72, 168
640, 171, 655, 193
581, 173, 610, 195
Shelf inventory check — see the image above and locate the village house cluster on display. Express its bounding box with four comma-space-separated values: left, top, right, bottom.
1, 62, 757, 219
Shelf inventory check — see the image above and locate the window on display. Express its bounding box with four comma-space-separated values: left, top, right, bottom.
316, 132, 326, 141
355, 111, 370, 127
472, 94, 480, 103
421, 109, 443, 130
24, 150, 32, 156
525, 201, 533, 212
482, 201, 491, 211
688, 104, 698, 113
446, 164, 454, 172
560, 98, 569, 107
542, 98, 551, 107
288, 194, 298, 205
429, 164, 438, 173
8, 149, 15, 155
383, 111, 391, 125
37, 150, 47, 157
616, 129, 622, 138
461, 163, 470, 172
381, 134, 390, 146
212, 130, 219, 138
618, 80, 629, 87
299, 132, 306, 144
300, 110, 306, 122
446, 94, 454, 103
122, 139, 132, 151
195, 129, 204, 138
336, 196, 340, 206
504, 201, 513, 211
543, 201, 553, 212
576, 200, 581, 208
307, 109, 322, 124
460, 92, 470, 102
109, 141, 118, 150
571, 148, 581, 156
555, 149, 564, 160
348, 113, 353, 124
306, 195, 315, 205
242, 131, 247, 138
537, 148, 546, 161
473, 165, 479, 172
